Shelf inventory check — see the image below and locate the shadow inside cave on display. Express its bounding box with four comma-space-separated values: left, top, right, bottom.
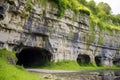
77, 54, 90, 66
16, 47, 52, 67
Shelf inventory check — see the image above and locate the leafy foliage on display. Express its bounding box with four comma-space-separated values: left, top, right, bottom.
50, 0, 90, 17
84, 0, 120, 33
23, 0, 120, 32
97, 2, 111, 14
78, 0, 87, 6
87, 0, 97, 14
24, 0, 90, 17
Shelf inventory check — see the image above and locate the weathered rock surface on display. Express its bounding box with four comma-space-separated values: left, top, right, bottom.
0, 0, 120, 66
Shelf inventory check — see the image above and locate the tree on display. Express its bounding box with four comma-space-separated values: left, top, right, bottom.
78, 0, 87, 5
87, 0, 97, 14
97, 2, 111, 14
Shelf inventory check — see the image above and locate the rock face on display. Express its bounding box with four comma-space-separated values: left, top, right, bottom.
0, 1, 120, 66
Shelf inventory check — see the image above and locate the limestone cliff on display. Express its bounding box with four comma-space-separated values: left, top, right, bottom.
0, 0, 120, 66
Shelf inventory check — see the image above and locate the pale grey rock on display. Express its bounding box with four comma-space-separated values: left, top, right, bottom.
0, 0, 120, 66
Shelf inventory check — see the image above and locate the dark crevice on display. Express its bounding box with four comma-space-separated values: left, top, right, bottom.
113, 58, 120, 66
0, 6, 4, 13
95, 56, 101, 66
16, 47, 52, 67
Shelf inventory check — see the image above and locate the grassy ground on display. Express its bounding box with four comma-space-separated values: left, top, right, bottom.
0, 49, 120, 80
33, 60, 120, 70
0, 49, 41, 80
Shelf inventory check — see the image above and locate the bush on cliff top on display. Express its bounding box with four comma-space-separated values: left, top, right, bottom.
87, 0, 120, 33
51, 0, 90, 17
25, 0, 90, 17
25, 0, 120, 33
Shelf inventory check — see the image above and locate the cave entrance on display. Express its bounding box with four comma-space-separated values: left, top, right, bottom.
113, 58, 120, 66
16, 47, 52, 67
95, 56, 101, 66
77, 54, 90, 65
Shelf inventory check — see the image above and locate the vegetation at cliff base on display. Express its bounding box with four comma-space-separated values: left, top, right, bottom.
0, 49, 41, 80
30, 60, 120, 70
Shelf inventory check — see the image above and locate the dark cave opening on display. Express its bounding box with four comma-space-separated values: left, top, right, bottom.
77, 54, 90, 65
95, 56, 101, 66
16, 47, 52, 67
113, 58, 120, 66
0, 14, 4, 19
0, 6, 4, 13
0, 6, 4, 19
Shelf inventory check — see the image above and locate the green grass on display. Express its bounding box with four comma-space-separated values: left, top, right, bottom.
0, 48, 16, 60
0, 49, 41, 80
32, 60, 120, 70
0, 48, 120, 76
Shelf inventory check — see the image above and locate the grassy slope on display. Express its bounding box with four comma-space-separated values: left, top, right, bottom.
0, 49, 41, 80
